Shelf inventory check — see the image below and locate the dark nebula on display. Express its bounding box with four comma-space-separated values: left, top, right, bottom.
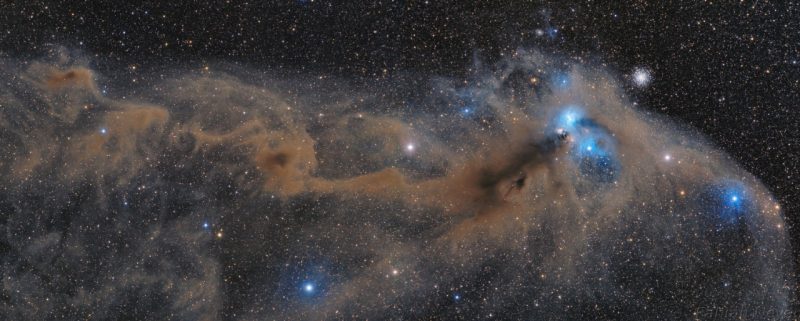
0, 47, 793, 320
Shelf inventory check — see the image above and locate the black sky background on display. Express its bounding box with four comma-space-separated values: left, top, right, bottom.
1, 0, 799, 302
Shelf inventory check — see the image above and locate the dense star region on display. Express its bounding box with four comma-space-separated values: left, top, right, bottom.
1, 1, 799, 320
0, 48, 793, 320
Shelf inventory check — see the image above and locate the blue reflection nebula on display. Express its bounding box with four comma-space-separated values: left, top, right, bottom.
574, 135, 618, 183
550, 107, 619, 183
717, 182, 749, 223
554, 105, 584, 131
454, 87, 487, 119
552, 72, 571, 90
696, 181, 751, 226
547, 27, 559, 39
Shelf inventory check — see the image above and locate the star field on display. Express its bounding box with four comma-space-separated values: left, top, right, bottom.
0, 1, 798, 320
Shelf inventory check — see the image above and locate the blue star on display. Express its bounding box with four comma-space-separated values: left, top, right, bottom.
702, 181, 750, 225
302, 281, 316, 294
552, 73, 571, 90
546, 27, 559, 39
454, 87, 485, 118
722, 185, 745, 208
720, 187, 746, 220
99, 127, 108, 135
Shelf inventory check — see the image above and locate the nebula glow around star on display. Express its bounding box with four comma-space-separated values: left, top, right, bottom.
0, 48, 793, 320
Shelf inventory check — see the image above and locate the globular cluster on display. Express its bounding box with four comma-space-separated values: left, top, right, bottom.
0, 47, 793, 320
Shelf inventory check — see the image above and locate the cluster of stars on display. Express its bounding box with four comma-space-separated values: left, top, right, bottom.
631, 67, 652, 88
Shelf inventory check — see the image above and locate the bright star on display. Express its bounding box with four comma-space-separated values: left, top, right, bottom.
546, 27, 558, 38
99, 127, 108, 135
552, 73, 571, 89
302, 282, 315, 294
406, 144, 415, 152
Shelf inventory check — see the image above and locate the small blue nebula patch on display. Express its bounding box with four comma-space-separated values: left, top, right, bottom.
572, 131, 619, 183
549, 107, 620, 183
577, 153, 618, 183
551, 72, 571, 90
552, 105, 584, 132
454, 87, 489, 119
698, 181, 752, 225
546, 27, 559, 39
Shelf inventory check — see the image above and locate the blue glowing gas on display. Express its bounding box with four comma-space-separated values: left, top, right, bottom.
573, 133, 618, 182
549, 106, 620, 183
719, 184, 748, 222
552, 73, 571, 89
699, 181, 751, 225
302, 281, 316, 294
554, 106, 585, 132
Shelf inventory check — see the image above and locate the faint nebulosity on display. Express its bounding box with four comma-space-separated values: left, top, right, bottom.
0, 1, 798, 321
